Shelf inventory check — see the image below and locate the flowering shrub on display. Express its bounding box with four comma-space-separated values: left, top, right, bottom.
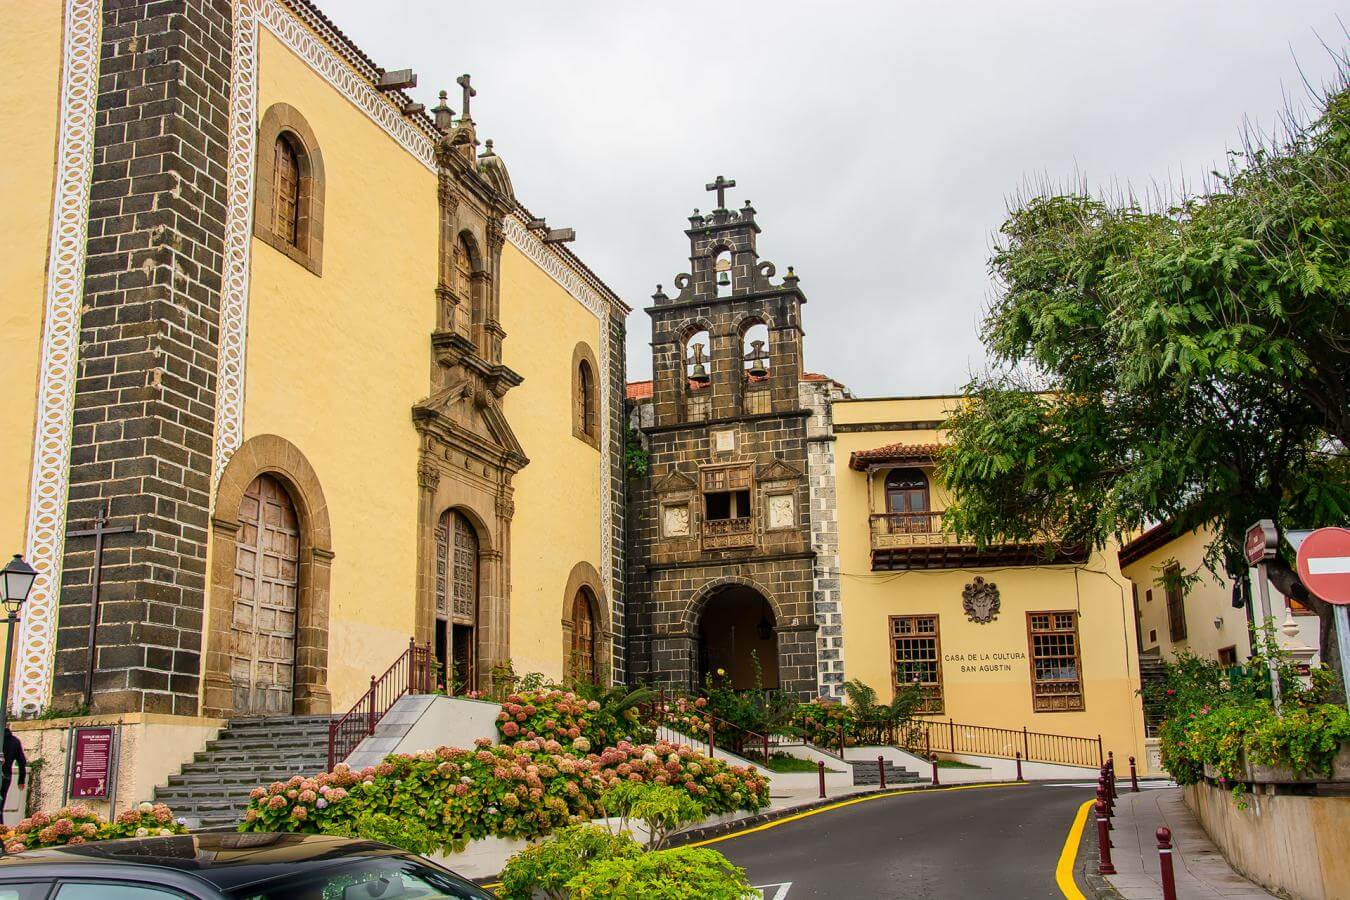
795, 697, 855, 747
101, 802, 191, 841
2, 801, 186, 853
495, 689, 650, 748
239, 738, 769, 852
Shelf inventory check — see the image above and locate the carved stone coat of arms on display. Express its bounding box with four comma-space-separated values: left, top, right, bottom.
962, 577, 1000, 624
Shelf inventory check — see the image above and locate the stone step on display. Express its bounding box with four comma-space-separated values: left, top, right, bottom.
155, 715, 334, 830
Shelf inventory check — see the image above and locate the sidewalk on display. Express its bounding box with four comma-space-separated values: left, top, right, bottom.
1095, 786, 1274, 899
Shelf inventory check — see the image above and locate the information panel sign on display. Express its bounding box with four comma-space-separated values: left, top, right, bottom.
69, 726, 115, 800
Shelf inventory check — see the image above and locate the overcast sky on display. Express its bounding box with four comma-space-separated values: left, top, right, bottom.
323, 0, 1344, 396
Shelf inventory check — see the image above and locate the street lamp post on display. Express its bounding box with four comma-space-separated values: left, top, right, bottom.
0, 555, 38, 735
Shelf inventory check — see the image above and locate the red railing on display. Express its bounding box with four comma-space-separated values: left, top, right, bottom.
328, 637, 434, 769
639, 691, 777, 763
900, 718, 1103, 768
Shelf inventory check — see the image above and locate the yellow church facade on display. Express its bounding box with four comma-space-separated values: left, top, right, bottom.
0, 0, 627, 739
831, 396, 1152, 771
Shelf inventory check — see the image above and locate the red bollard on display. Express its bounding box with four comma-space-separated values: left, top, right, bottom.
1095, 800, 1116, 874
817, 760, 826, 799
878, 755, 887, 790
1129, 755, 1140, 793
1108, 751, 1118, 800
1097, 785, 1113, 830
1157, 826, 1177, 900
1015, 751, 1024, 782
930, 754, 940, 786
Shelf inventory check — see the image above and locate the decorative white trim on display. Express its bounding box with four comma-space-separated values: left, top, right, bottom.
261, 0, 435, 169
212, 0, 261, 487
503, 213, 613, 322
14, 0, 102, 713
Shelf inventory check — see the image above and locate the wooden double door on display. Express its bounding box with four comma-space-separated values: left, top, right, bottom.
230, 474, 300, 715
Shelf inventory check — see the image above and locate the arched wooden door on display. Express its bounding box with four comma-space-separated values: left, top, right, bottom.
231, 474, 300, 715
569, 589, 597, 684
436, 510, 479, 692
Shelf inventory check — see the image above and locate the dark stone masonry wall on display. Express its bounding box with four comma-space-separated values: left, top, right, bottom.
55, 0, 233, 715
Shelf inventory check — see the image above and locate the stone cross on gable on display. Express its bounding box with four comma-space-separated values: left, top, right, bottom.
457, 73, 476, 119
705, 175, 736, 210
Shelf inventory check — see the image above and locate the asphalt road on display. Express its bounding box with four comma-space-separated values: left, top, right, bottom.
708, 784, 1089, 899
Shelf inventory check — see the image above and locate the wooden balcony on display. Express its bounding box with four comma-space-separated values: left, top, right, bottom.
868, 512, 1086, 570
703, 516, 754, 550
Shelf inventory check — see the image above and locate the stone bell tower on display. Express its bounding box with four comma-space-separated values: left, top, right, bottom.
626, 177, 819, 698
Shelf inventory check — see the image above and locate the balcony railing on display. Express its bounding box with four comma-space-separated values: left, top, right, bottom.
869, 511, 953, 548
703, 516, 754, 549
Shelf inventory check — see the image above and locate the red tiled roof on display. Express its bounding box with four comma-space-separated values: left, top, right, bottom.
848, 442, 944, 470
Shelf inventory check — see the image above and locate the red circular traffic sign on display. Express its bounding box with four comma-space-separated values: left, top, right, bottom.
1296, 527, 1350, 606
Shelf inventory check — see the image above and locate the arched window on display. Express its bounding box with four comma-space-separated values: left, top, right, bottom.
714, 249, 733, 297
453, 236, 475, 338
885, 468, 930, 532
569, 589, 598, 684
255, 103, 324, 275
572, 343, 600, 448
578, 360, 596, 437
272, 135, 300, 247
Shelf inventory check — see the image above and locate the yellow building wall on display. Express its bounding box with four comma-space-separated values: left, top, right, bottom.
1121, 527, 1252, 662
833, 397, 1149, 769
240, 30, 437, 708
499, 243, 604, 682
236, 30, 610, 705
0, 2, 64, 561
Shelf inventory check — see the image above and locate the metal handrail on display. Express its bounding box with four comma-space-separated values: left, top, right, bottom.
327, 637, 434, 769
900, 717, 1103, 768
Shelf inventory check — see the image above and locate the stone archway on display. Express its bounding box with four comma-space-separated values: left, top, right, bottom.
203, 435, 333, 718
695, 583, 780, 691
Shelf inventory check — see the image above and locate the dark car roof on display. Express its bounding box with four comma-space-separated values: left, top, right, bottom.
0, 832, 420, 893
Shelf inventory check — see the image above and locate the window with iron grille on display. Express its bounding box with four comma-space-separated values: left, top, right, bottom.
1027, 612, 1084, 712
890, 615, 944, 714
1164, 564, 1187, 643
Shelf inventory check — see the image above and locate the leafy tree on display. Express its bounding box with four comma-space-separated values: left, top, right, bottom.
940, 70, 1350, 691
497, 825, 642, 900
598, 782, 704, 849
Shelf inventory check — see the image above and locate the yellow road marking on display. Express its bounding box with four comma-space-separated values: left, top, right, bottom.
687, 781, 1024, 849
1056, 798, 1094, 899
481, 783, 1031, 892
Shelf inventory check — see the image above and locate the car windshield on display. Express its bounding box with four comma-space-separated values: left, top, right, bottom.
229, 857, 494, 900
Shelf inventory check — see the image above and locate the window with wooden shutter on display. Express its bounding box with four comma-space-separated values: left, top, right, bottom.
890, 615, 944, 714
273, 136, 300, 247
1027, 612, 1084, 712
570, 590, 597, 684
1164, 565, 1187, 643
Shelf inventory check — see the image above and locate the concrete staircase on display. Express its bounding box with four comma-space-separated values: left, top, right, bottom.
154, 716, 332, 829
848, 758, 921, 787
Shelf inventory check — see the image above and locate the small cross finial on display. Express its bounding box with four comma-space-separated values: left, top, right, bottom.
457, 73, 476, 119
705, 175, 736, 210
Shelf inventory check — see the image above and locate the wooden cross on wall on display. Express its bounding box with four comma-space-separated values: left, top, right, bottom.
457, 73, 476, 119
705, 174, 736, 209
66, 502, 135, 708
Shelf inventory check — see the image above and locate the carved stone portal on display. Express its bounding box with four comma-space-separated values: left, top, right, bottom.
962, 576, 1000, 624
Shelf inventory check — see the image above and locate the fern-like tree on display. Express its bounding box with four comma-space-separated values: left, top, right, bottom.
940, 67, 1350, 694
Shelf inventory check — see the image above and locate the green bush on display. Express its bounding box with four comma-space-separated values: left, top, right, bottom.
497, 825, 642, 900
598, 782, 703, 850
564, 847, 755, 899
319, 811, 439, 855
239, 738, 770, 852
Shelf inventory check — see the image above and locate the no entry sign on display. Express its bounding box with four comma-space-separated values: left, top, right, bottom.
1296, 527, 1350, 606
